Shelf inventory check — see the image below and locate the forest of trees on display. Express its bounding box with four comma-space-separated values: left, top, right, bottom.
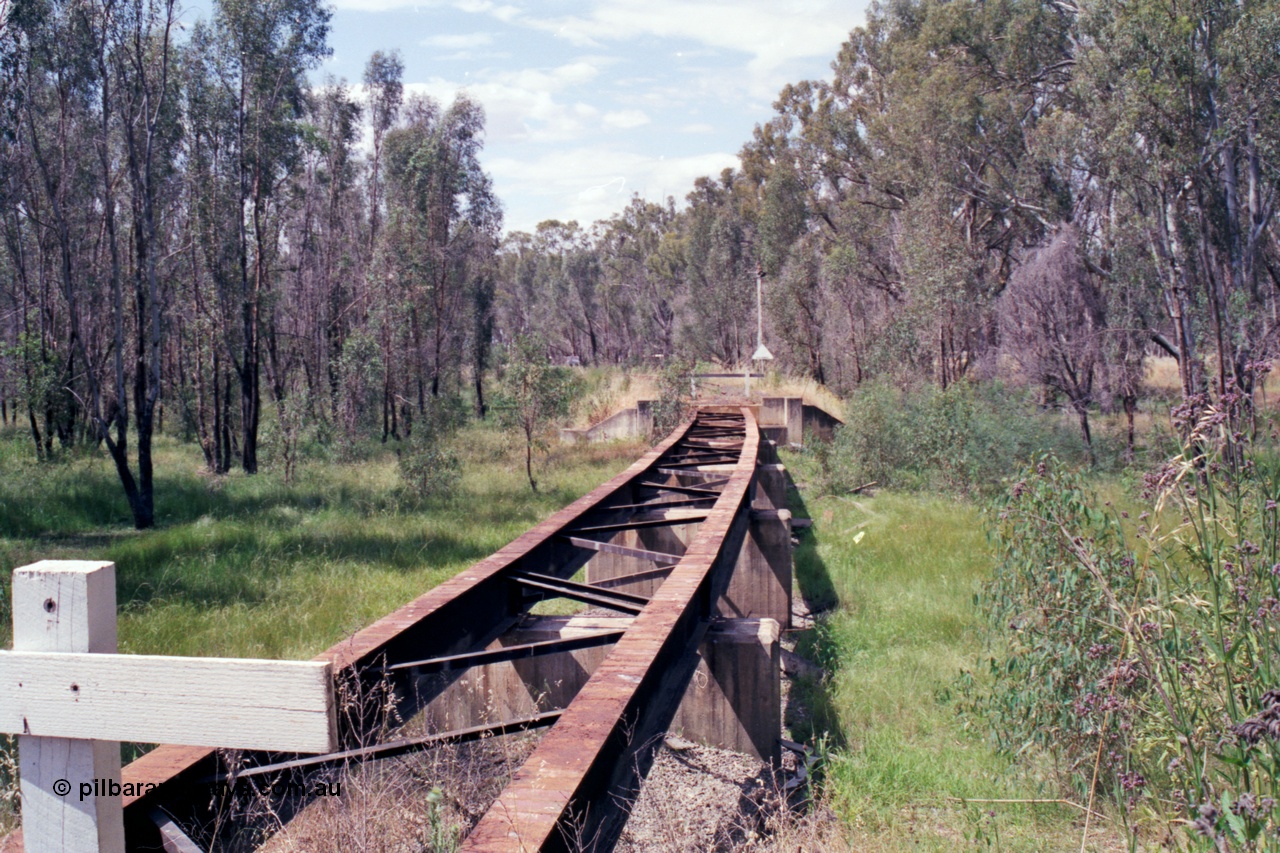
2, 0, 1279, 527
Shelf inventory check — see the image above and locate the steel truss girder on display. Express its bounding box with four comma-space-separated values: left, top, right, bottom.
116, 410, 758, 853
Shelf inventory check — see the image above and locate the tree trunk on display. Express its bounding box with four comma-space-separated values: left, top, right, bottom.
525, 430, 537, 492
1076, 404, 1095, 466
1124, 394, 1136, 459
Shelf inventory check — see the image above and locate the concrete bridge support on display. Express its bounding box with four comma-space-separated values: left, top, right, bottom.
755, 463, 787, 510
719, 508, 791, 628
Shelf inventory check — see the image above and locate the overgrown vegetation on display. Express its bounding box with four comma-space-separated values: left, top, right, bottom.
782, 447, 1122, 851
651, 356, 695, 437
396, 396, 466, 505
814, 380, 1091, 496
964, 384, 1280, 849
3, 0, 1279, 845
5, 0, 1277, 538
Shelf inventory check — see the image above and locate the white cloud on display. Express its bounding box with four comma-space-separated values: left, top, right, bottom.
525, 1, 852, 83
331, 0, 523, 16
453, 0, 521, 21
420, 32, 494, 49
436, 49, 513, 61
324, 1, 870, 230
488, 148, 739, 231
490, 60, 601, 92
330, 0, 440, 9
390, 59, 612, 143
402, 67, 602, 143
603, 109, 650, 130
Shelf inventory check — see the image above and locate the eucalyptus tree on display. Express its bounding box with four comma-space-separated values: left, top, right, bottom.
380, 93, 501, 420
3, 0, 180, 527
510, 220, 603, 365
499, 332, 574, 492
999, 226, 1106, 455
679, 172, 756, 365
495, 229, 545, 341
363, 49, 402, 254
198, 0, 331, 473
740, 0, 1078, 387
180, 17, 239, 472
596, 196, 682, 364
1073, 0, 1280, 400
270, 77, 363, 472
101, 0, 182, 527
5, 0, 99, 457
310, 80, 363, 418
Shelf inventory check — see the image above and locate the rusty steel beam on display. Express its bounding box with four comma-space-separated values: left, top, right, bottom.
568, 515, 708, 536
563, 536, 683, 565
199, 712, 564, 783
462, 408, 757, 852
603, 496, 717, 512
588, 565, 677, 590
668, 446, 736, 454
511, 571, 649, 615
654, 467, 733, 479
635, 481, 724, 497
384, 631, 626, 674
655, 457, 739, 469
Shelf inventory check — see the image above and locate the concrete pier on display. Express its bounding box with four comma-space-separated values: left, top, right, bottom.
754, 462, 787, 510
719, 508, 792, 628
669, 618, 781, 763
563, 397, 843, 446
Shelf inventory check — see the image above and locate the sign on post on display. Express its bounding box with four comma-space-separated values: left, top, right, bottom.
2, 561, 339, 853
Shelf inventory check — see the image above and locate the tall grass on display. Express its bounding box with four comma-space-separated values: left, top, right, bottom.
0, 423, 644, 658
783, 448, 1121, 850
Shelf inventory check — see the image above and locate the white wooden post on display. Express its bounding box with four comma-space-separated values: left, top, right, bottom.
13, 560, 125, 853
3, 560, 339, 853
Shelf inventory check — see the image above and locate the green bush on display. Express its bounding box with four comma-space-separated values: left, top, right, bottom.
651, 356, 694, 437
963, 457, 1149, 796
817, 380, 1087, 496
396, 397, 465, 505
966, 387, 1280, 849
494, 334, 580, 492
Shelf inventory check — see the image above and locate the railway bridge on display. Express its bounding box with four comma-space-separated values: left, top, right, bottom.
111, 407, 795, 851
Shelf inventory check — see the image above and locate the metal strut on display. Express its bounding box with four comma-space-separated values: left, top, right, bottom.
384, 630, 626, 674
510, 571, 649, 614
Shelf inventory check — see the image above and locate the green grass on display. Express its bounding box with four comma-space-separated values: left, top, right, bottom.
0, 423, 644, 659
784, 448, 1127, 851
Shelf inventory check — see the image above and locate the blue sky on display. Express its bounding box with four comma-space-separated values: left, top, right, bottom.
187, 1, 871, 233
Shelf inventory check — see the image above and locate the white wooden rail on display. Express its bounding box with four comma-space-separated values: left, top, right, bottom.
1, 561, 338, 853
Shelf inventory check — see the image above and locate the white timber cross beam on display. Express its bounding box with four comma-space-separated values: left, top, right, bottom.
0, 561, 339, 853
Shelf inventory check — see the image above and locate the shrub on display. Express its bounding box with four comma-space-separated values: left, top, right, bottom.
964, 457, 1150, 797
818, 380, 1086, 496
965, 384, 1280, 849
396, 397, 465, 505
651, 356, 694, 438
495, 334, 579, 492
